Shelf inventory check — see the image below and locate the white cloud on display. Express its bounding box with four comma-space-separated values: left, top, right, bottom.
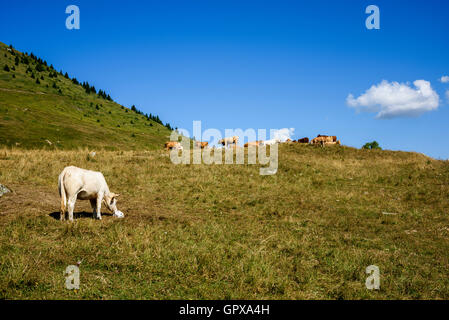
347, 80, 439, 119
271, 128, 294, 142
440, 75, 449, 83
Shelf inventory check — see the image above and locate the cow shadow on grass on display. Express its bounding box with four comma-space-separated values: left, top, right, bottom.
49, 211, 113, 220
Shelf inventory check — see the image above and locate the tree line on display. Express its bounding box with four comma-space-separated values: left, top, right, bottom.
130, 105, 174, 131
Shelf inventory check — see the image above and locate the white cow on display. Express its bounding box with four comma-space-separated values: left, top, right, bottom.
260, 139, 280, 146
58, 166, 121, 221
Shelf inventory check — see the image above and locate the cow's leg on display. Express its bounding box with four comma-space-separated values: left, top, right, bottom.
60, 202, 66, 221
90, 199, 97, 218
60, 186, 66, 221
95, 194, 103, 220
67, 196, 77, 222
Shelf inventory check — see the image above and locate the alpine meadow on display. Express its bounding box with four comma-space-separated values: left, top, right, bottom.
1, 4, 449, 301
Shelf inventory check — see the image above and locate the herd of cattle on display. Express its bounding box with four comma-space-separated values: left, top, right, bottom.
58, 134, 340, 221
164, 134, 341, 150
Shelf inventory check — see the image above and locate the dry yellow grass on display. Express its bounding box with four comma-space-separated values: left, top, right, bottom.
0, 144, 448, 299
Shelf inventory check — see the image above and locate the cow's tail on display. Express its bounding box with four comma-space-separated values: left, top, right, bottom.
58, 169, 67, 219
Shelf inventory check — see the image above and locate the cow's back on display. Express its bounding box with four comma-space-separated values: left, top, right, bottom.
61, 166, 108, 199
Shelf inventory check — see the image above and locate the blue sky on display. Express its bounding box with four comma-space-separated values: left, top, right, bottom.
1, 0, 449, 158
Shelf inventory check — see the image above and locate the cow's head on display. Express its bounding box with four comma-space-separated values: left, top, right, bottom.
104, 192, 120, 213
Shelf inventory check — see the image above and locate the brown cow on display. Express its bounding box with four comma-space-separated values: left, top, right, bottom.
311, 136, 335, 144
311, 136, 325, 144
164, 141, 182, 150
244, 140, 262, 147
317, 134, 337, 142
325, 140, 341, 145
194, 141, 209, 149
297, 137, 309, 143
311, 136, 341, 146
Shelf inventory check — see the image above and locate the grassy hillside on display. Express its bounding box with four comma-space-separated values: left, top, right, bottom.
0, 42, 172, 150
1, 144, 448, 299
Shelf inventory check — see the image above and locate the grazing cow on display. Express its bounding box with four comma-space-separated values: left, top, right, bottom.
244, 141, 262, 147
260, 139, 280, 146
58, 166, 121, 221
195, 141, 209, 149
297, 137, 309, 143
218, 136, 239, 147
165, 141, 182, 150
